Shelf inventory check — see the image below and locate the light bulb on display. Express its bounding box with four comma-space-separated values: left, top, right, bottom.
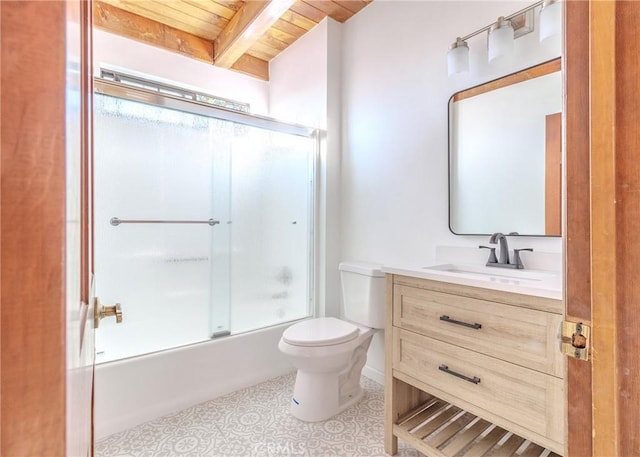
447, 38, 469, 76
488, 17, 514, 62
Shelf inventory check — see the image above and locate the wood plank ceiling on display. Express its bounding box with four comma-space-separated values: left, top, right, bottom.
94, 0, 372, 81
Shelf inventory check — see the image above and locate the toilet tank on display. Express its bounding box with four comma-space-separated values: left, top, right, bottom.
339, 261, 386, 329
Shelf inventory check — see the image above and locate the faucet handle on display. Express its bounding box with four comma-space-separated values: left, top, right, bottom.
513, 248, 534, 269
479, 245, 498, 264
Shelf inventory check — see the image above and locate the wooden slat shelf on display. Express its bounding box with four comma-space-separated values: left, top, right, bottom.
393, 397, 562, 457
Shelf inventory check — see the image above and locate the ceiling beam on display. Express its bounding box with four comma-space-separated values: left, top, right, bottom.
214, 0, 296, 68
93, 2, 269, 80
94, 2, 214, 63
232, 54, 270, 80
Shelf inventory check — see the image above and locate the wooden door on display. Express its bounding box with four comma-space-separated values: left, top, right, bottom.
565, 1, 640, 456
0, 1, 94, 455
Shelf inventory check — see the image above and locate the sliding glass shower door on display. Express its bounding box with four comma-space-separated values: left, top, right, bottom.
93, 85, 315, 363
229, 125, 313, 334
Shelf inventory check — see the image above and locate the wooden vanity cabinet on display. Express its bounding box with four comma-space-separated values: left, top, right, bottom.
385, 274, 565, 456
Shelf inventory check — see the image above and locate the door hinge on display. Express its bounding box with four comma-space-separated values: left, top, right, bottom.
560, 321, 590, 361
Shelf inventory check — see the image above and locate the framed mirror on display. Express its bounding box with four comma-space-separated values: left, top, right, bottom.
448, 58, 562, 236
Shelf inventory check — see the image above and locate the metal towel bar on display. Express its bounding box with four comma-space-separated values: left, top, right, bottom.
110, 217, 220, 226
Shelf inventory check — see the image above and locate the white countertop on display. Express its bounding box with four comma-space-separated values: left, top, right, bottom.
382, 263, 563, 300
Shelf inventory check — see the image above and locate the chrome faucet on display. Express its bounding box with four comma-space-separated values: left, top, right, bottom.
479, 232, 533, 269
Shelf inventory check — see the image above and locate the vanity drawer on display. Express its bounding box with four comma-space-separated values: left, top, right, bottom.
393, 285, 564, 377
393, 328, 564, 446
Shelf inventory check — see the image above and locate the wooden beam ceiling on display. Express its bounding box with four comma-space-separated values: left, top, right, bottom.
214, 0, 297, 69
94, 2, 215, 63
93, 0, 372, 81
94, 1, 269, 80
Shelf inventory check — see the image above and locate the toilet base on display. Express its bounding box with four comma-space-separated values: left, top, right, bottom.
289, 371, 365, 422
288, 335, 372, 422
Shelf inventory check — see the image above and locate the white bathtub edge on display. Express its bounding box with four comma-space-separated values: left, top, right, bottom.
95, 324, 294, 440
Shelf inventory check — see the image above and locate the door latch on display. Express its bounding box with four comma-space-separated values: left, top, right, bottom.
560, 321, 590, 361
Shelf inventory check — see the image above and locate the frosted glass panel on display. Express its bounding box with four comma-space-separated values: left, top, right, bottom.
94, 95, 231, 362
93, 90, 315, 363
230, 126, 314, 333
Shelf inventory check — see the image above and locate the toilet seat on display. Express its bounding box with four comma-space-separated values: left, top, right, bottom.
282, 317, 360, 347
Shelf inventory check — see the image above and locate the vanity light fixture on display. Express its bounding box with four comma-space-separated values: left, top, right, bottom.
487, 16, 515, 62
446, 0, 562, 76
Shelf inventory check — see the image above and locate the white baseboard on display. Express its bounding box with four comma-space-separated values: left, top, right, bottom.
362, 364, 384, 385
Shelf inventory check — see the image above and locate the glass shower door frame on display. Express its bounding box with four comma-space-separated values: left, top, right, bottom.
94, 78, 319, 362
94, 79, 317, 138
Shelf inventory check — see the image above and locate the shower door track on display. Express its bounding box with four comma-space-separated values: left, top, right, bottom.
94, 78, 318, 138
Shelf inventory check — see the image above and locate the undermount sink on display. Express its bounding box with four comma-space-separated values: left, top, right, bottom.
421, 264, 558, 284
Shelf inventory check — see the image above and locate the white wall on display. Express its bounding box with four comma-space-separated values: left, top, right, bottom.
340, 1, 563, 378
93, 30, 270, 115
269, 20, 328, 128
341, 1, 562, 266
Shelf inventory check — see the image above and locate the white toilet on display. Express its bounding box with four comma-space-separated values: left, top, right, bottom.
278, 261, 385, 422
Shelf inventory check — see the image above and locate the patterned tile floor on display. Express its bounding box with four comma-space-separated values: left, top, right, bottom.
96, 373, 420, 457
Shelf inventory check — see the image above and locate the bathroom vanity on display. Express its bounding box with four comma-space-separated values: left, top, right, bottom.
383, 265, 564, 456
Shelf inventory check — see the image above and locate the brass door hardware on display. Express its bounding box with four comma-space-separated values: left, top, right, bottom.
94, 297, 123, 328
561, 321, 590, 361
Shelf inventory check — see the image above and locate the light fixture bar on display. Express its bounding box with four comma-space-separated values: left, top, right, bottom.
447, 0, 560, 77
458, 0, 544, 42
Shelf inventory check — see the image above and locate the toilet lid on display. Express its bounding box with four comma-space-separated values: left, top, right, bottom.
282, 317, 360, 347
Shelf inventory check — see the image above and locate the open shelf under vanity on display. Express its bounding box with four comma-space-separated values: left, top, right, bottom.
394, 394, 561, 457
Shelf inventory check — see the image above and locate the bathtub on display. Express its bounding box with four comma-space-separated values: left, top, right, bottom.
94, 322, 295, 439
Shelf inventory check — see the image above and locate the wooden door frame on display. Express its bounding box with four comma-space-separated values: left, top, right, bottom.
566, 1, 640, 456
564, 1, 592, 455
0, 2, 68, 454
1, 1, 94, 454
590, 1, 640, 455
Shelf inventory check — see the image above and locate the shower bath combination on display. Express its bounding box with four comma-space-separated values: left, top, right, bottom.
93, 79, 318, 364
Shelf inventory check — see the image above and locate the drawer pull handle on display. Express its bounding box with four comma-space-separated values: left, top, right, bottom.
439, 315, 482, 330
438, 364, 481, 385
